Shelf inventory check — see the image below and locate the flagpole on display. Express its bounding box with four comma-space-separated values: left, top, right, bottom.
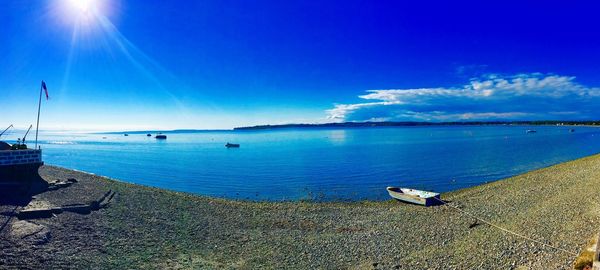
35, 81, 43, 149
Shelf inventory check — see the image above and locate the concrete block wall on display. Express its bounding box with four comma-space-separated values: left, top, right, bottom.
0, 149, 42, 166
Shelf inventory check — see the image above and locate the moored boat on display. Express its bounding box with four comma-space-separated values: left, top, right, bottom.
526, 129, 537, 134
225, 142, 240, 148
386, 187, 441, 206
155, 134, 167, 139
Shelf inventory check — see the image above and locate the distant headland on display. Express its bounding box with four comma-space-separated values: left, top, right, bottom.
95, 121, 600, 134
233, 120, 600, 130
97, 129, 231, 135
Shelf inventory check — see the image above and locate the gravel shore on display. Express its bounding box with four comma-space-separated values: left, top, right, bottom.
2, 154, 600, 269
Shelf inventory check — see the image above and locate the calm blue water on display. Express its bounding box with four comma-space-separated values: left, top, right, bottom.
7, 126, 600, 201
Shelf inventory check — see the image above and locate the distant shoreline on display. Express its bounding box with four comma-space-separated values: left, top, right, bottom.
95, 129, 232, 135
93, 120, 600, 134
233, 120, 600, 130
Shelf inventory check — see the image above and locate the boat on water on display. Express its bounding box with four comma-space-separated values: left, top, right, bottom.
526, 129, 537, 134
155, 134, 167, 139
569, 129, 575, 132
146, 134, 152, 137
124, 134, 129, 136
225, 143, 240, 148
386, 187, 441, 206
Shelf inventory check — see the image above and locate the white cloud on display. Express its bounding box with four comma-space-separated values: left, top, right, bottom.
327, 73, 600, 122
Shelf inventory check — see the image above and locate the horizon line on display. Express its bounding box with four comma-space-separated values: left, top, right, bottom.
3, 119, 600, 134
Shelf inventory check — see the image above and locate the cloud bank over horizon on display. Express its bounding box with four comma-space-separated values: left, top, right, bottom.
327, 73, 600, 122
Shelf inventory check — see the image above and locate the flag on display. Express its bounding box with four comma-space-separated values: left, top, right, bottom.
41, 80, 49, 100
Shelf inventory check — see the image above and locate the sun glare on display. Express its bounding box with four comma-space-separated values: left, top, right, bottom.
62, 0, 103, 23
69, 0, 95, 13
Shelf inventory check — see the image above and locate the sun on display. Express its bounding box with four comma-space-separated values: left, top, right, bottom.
70, 0, 95, 13
65, 0, 99, 19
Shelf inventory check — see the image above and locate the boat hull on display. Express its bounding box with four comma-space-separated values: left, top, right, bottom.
387, 187, 441, 206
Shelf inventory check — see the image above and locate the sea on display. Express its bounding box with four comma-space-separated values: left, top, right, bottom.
7, 125, 600, 201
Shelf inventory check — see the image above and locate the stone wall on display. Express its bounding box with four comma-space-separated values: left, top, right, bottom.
0, 149, 42, 166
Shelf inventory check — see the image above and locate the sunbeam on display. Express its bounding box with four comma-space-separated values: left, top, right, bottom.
95, 14, 187, 110
60, 24, 80, 97
51, 0, 190, 114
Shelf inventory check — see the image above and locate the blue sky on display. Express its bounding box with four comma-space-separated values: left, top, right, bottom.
1, 0, 600, 130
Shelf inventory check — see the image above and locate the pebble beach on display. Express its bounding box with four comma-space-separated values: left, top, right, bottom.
2, 154, 600, 269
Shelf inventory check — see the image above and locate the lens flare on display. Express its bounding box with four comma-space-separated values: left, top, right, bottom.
61, 0, 102, 25
69, 0, 95, 13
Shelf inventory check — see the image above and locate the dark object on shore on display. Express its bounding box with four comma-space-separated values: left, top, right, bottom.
0, 141, 11, 151
17, 190, 116, 220
1, 143, 44, 193
155, 134, 167, 140
226, 143, 240, 148
469, 220, 480, 229
386, 187, 441, 206
48, 181, 73, 190
526, 129, 537, 134
16, 207, 59, 219
146, 134, 152, 137
47, 178, 78, 191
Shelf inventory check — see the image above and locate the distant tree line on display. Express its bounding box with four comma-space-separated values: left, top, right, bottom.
234, 121, 600, 130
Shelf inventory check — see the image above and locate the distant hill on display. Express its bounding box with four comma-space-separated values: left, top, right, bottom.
97, 129, 230, 134
93, 121, 600, 134
234, 121, 600, 130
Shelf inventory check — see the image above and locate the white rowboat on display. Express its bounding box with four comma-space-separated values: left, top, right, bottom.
386, 187, 441, 206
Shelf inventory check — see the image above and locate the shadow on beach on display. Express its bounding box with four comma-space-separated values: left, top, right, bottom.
0, 173, 49, 206
0, 172, 49, 237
